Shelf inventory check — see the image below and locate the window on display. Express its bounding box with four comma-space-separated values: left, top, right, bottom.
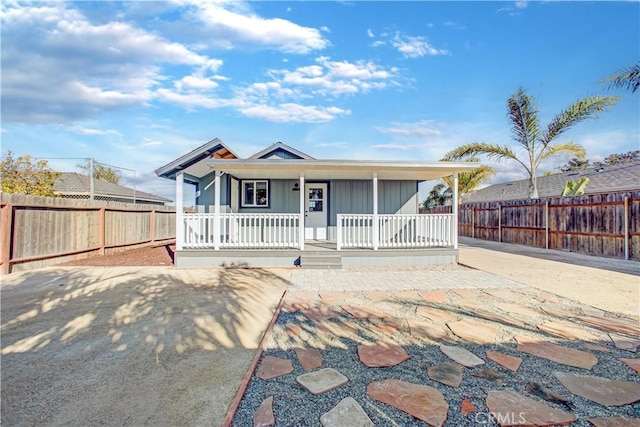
241, 180, 269, 207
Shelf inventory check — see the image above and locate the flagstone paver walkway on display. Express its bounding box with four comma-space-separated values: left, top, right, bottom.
232, 269, 639, 426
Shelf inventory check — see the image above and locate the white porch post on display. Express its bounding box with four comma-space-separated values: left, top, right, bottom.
373, 172, 379, 250
175, 171, 184, 250
299, 173, 305, 250
452, 172, 459, 249
214, 169, 221, 250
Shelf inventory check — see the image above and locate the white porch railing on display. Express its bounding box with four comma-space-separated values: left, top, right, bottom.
337, 213, 454, 249
182, 213, 300, 249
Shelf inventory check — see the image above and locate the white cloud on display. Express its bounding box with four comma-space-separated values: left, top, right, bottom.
142, 138, 163, 146
371, 40, 386, 48
262, 56, 398, 97
376, 120, 443, 138
367, 28, 375, 38
515, 1, 528, 9
239, 103, 350, 123
63, 125, 122, 136
177, 0, 329, 54
391, 33, 449, 58
444, 20, 466, 30
371, 144, 421, 150
0, 2, 224, 123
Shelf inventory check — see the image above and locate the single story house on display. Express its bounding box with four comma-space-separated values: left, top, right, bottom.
463, 161, 640, 203
55, 172, 171, 205
155, 138, 478, 267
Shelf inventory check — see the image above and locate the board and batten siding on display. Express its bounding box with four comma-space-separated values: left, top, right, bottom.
237, 179, 299, 213
329, 180, 418, 225
196, 172, 230, 212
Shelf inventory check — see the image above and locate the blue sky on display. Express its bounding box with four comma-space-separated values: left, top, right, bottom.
1, 1, 638, 203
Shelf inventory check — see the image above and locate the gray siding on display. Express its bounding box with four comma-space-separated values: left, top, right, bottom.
196, 172, 229, 208
237, 179, 299, 213
329, 180, 417, 226
258, 148, 303, 159
199, 177, 418, 219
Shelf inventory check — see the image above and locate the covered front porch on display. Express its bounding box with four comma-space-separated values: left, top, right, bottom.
172, 157, 477, 267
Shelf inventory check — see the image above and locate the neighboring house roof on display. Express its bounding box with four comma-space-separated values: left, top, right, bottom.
248, 141, 314, 160
55, 172, 171, 204
154, 138, 238, 182
463, 161, 640, 203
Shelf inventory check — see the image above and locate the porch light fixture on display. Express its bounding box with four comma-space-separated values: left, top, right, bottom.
292, 182, 300, 191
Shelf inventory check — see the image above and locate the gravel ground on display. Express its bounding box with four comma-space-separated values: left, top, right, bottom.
232, 290, 640, 426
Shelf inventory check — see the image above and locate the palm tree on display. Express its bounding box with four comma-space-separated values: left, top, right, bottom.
442, 88, 618, 198
603, 62, 640, 93
422, 158, 495, 209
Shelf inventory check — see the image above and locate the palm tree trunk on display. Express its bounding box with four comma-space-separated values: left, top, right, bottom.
529, 175, 539, 198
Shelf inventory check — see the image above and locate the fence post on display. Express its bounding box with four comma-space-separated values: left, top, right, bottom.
545, 200, 549, 250
1, 204, 13, 274
150, 210, 156, 243
497, 204, 502, 243
471, 206, 475, 239
624, 196, 629, 261
99, 208, 106, 255
336, 215, 342, 251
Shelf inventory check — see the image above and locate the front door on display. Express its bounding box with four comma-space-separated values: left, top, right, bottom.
305, 183, 327, 240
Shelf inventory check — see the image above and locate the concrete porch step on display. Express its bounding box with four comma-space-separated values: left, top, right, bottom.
300, 255, 342, 269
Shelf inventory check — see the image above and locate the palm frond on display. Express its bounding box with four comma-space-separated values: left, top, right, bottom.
603, 63, 640, 93
441, 142, 518, 162
537, 142, 586, 163
541, 96, 618, 146
507, 88, 540, 151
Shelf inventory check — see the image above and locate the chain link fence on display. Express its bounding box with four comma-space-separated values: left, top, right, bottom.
35, 157, 149, 204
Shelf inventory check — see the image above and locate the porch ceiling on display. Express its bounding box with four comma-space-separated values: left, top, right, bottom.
206, 159, 480, 181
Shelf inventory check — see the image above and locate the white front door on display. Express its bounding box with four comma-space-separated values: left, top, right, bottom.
305, 183, 328, 240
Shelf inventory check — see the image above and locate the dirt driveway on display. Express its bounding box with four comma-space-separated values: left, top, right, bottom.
1, 266, 288, 426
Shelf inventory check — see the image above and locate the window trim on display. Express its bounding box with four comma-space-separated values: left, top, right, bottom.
240, 179, 270, 208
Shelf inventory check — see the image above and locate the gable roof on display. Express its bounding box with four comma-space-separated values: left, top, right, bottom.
55, 173, 171, 203
248, 141, 314, 160
463, 161, 640, 203
154, 138, 238, 182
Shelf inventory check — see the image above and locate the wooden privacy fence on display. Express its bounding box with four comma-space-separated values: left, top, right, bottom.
1, 193, 176, 274
428, 191, 640, 260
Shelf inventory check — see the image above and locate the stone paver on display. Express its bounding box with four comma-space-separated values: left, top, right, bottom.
367, 319, 402, 335
417, 306, 458, 323
473, 309, 527, 328
524, 382, 573, 409
486, 390, 576, 426
320, 397, 373, 427
454, 298, 485, 309
472, 368, 503, 386
460, 398, 476, 414
579, 315, 640, 337
427, 363, 462, 388
319, 291, 348, 304
295, 348, 323, 371
587, 417, 640, 427
419, 290, 448, 303
253, 396, 274, 427
486, 350, 522, 372
493, 302, 541, 319
537, 320, 598, 341
288, 266, 526, 291
618, 357, 640, 375
316, 320, 360, 341
609, 333, 640, 352
554, 371, 640, 406
407, 319, 449, 341
301, 307, 339, 322
539, 304, 571, 318
447, 319, 498, 343
257, 356, 294, 380
342, 305, 388, 320
358, 341, 410, 368
515, 336, 598, 370
296, 368, 348, 395
367, 379, 448, 427
439, 345, 484, 367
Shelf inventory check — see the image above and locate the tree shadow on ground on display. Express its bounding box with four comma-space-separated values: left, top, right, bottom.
0, 266, 290, 426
